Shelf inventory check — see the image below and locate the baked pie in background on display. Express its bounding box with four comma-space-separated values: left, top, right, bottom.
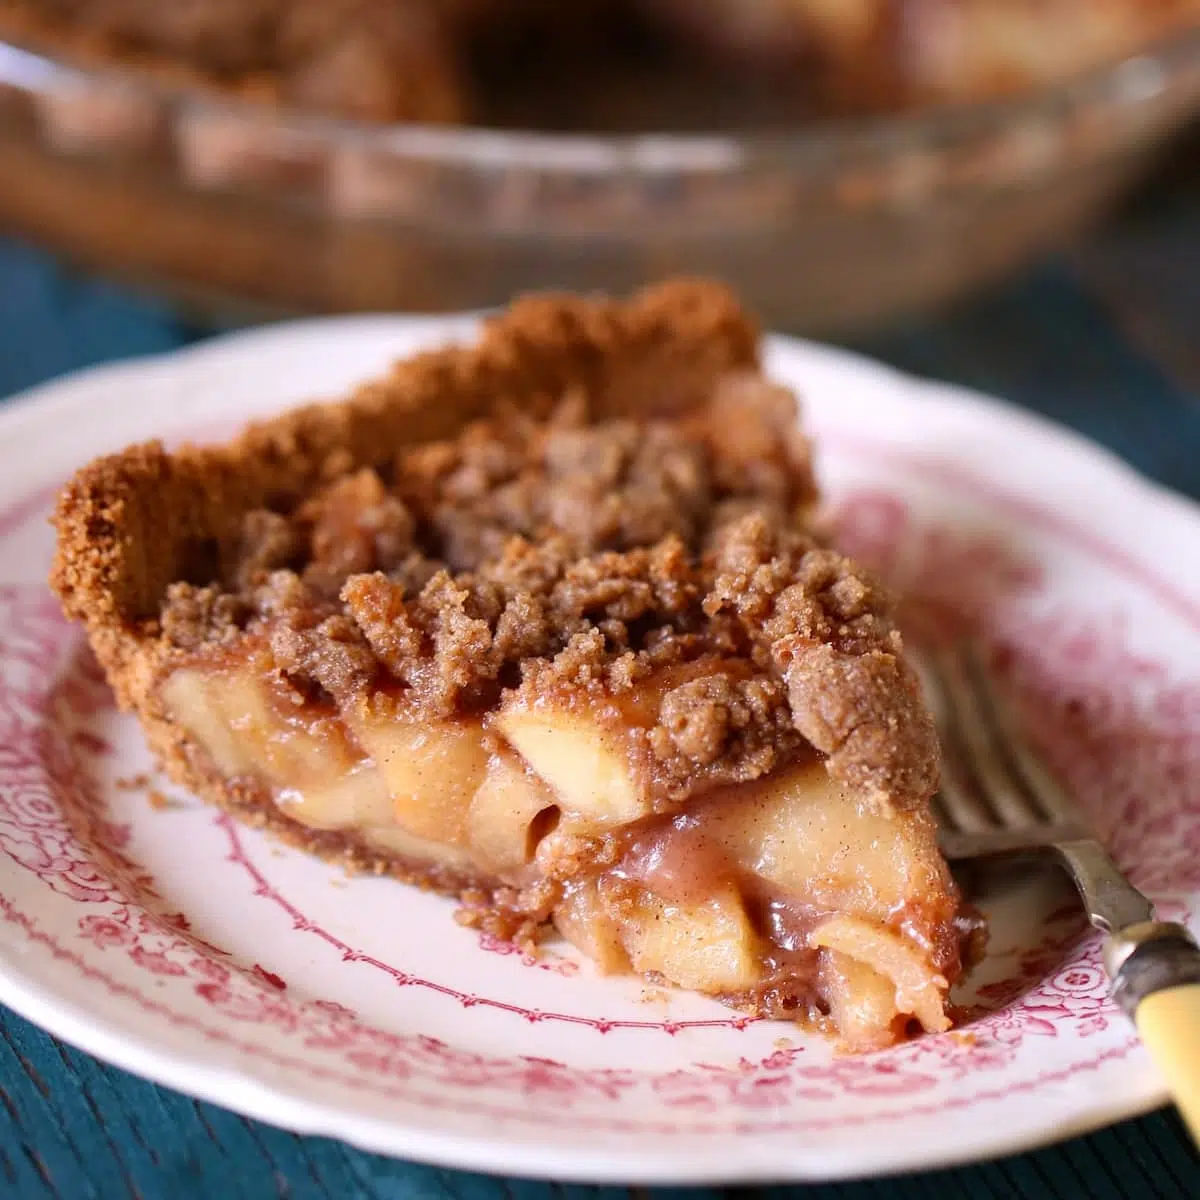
52, 281, 982, 1049
2, 0, 1196, 124
641, 0, 1200, 112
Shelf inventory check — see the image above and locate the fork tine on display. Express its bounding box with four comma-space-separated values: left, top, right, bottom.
960, 642, 1077, 823
913, 649, 998, 833
929, 644, 1046, 830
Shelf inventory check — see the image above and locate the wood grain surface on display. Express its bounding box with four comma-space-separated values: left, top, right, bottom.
1, 145, 1199, 1197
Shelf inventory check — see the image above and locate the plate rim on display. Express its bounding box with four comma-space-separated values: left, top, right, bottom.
0, 314, 1194, 1182
0, 958, 1166, 1184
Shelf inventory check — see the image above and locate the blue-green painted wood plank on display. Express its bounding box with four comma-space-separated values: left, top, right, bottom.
850, 264, 1200, 501
0, 237, 200, 400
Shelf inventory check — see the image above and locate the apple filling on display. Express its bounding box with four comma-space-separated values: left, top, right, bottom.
164, 654, 960, 1046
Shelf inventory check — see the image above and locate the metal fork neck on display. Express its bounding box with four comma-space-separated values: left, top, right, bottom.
1053, 840, 1155, 935
1107, 923, 1200, 1017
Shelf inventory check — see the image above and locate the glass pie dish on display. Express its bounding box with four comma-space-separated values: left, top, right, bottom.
0, 24, 1198, 333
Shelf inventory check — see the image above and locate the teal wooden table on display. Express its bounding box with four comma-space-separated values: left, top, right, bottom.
2, 154, 1200, 1197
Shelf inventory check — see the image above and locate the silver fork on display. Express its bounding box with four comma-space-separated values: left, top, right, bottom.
920, 641, 1200, 1143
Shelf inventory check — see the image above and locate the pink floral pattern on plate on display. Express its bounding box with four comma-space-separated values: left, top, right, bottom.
1, 479, 1195, 1118
0, 325, 1195, 1179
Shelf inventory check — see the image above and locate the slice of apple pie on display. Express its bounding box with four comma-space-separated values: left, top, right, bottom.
52, 281, 979, 1049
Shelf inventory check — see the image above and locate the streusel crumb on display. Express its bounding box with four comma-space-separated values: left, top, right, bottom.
50, 281, 937, 907
153, 371, 931, 811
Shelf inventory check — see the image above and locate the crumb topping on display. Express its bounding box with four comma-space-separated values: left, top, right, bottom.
157, 371, 934, 811
2, 0, 468, 122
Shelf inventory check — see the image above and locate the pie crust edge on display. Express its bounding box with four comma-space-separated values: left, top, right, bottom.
50, 279, 762, 889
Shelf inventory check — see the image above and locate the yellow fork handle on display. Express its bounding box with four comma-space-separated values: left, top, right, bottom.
1135, 984, 1200, 1141
1108, 922, 1200, 1147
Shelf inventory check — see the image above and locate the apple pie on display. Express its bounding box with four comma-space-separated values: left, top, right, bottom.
5, 0, 1197, 123
642, 0, 1200, 111
52, 281, 980, 1049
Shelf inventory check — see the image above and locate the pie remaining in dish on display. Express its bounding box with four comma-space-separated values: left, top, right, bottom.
641, 0, 1200, 112
3, 0, 1197, 123
52, 281, 981, 1049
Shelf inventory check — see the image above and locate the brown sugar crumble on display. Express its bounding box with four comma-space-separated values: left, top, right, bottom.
153, 368, 931, 812
0, 0, 469, 123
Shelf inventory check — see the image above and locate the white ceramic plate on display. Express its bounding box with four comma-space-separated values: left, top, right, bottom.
0, 316, 1197, 1184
